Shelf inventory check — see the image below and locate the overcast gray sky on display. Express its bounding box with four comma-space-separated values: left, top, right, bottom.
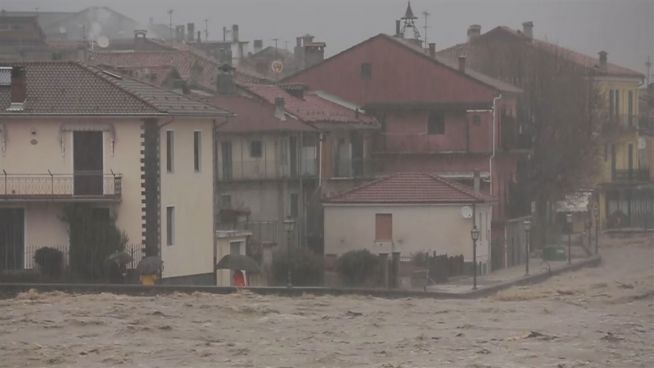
3, 0, 653, 77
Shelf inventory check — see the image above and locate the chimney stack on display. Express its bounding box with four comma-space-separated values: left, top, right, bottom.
232, 24, 239, 42
253, 39, 263, 53
428, 43, 436, 58
197, 31, 201, 43
187, 23, 195, 42
175, 25, 185, 42
216, 64, 236, 95
467, 24, 481, 42
395, 19, 401, 37
473, 170, 480, 193
134, 29, 147, 48
598, 51, 608, 71
522, 21, 533, 40
458, 55, 466, 72
274, 97, 286, 121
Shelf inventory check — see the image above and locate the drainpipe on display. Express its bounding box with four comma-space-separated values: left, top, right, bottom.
318, 132, 324, 187
490, 94, 502, 196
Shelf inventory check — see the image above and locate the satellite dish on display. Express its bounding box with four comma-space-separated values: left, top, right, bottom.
96, 36, 110, 48
461, 206, 473, 219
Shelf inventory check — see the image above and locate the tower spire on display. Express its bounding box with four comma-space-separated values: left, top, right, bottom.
399, 1, 421, 43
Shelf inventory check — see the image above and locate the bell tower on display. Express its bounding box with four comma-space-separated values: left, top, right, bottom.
396, 1, 421, 45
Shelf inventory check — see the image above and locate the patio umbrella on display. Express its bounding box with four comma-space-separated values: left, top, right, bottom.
216, 254, 261, 273
107, 251, 133, 265
137, 256, 163, 275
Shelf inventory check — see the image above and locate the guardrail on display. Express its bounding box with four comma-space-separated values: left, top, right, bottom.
0, 171, 122, 200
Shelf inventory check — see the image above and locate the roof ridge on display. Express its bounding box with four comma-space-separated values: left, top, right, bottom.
326, 174, 393, 201
426, 173, 491, 201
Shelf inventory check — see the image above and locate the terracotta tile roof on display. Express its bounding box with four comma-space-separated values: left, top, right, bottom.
203, 94, 315, 133
240, 83, 378, 127
0, 61, 228, 116
325, 172, 493, 204
438, 26, 643, 79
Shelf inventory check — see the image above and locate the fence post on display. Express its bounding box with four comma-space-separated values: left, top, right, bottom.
48, 170, 53, 195
3, 169, 6, 196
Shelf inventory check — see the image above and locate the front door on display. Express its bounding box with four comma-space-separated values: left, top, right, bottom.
73, 131, 103, 195
0, 208, 24, 270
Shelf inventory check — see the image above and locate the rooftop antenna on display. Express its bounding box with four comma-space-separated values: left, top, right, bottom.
422, 10, 430, 49
167, 9, 174, 41
272, 38, 279, 58
204, 19, 209, 41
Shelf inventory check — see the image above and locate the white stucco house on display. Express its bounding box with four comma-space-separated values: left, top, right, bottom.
323, 172, 495, 272
0, 61, 229, 284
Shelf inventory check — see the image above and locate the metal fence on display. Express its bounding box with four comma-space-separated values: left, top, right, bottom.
0, 171, 122, 199
5, 243, 144, 271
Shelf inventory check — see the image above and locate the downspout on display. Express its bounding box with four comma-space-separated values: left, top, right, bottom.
490, 94, 502, 197
212, 115, 230, 285
318, 132, 324, 188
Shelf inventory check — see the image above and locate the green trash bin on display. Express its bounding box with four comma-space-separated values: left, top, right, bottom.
543, 246, 566, 261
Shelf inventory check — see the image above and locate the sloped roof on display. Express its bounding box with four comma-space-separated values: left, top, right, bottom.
0, 61, 228, 116
283, 33, 521, 94
241, 83, 378, 126
325, 172, 493, 204
204, 94, 315, 133
438, 26, 643, 79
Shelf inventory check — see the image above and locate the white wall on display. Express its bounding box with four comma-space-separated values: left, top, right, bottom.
160, 118, 215, 279
324, 203, 492, 267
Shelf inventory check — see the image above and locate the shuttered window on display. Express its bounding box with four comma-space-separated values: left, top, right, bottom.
375, 213, 393, 241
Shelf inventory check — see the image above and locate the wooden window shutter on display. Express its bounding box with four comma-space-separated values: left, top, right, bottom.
375, 213, 392, 241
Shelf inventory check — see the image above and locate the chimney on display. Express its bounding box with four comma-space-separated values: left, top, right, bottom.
598, 51, 608, 71
274, 97, 286, 121
428, 43, 436, 58
175, 25, 185, 42
395, 20, 401, 37
187, 23, 195, 42
197, 31, 201, 43
522, 21, 533, 40
134, 29, 147, 48
253, 39, 263, 53
473, 170, 480, 193
467, 24, 481, 42
458, 55, 466, 72
216, 64, 235, 95
232, 24, 239, 42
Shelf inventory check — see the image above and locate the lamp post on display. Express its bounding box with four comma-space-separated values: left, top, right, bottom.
592, 205, 599, 255
523, 219, 531, 275
283, 216, 296, 288
566, 213, 573, 264
470, 226, 480, 290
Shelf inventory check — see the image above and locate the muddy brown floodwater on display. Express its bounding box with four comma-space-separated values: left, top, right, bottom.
0, 242, 652, 368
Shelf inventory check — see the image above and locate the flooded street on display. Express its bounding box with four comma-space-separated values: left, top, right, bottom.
1, 242, 652, 368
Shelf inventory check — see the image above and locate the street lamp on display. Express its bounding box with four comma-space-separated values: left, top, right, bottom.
566, 213, 573, 264
523, 219, 531, 275
470, 225, 480, 290
283, 216, 296, 287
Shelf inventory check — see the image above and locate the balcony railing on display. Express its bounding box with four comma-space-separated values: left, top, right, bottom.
599, 113, 639, 136
218, 158, 318, 181
373, 133, 489, 154
613, 169, 650, 183
0, 171, 122, 201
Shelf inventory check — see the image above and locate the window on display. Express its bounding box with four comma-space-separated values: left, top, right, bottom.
194, 131, 201, 172
614, 90, 620, 116
250, 140, 263, 158
166, 130, 174, 173
166, 206, 175, 246
427, 112, 445, 135
608, 89, 614, 116
375, 213, 393, 241
220, 194, 232, 209
360, 62, 372, 80
628, 90, 634, 125
290, 193, 299, 218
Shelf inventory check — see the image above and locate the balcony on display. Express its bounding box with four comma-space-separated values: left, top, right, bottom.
599, 113, 639, 137
612, 169, 650, 183
218, 158, 318, 181
0, 171, 122, 202
373, 133, 482, 154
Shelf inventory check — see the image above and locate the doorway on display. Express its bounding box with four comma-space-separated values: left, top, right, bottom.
73, 131, 103, 195
0, 208, 24, 270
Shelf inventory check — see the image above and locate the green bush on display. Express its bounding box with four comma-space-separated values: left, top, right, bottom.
272, 247, 323, 286
336, 249, 381, 286
34, 247, 64, 279
61, 204, 128, 280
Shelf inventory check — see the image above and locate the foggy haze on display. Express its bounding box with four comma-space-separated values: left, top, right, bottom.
1, 0, 653, 79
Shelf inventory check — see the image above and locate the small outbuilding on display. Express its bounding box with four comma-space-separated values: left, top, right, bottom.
323, 172, 494, 273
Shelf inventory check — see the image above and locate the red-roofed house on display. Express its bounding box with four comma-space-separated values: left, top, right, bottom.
323, 172, 494, 272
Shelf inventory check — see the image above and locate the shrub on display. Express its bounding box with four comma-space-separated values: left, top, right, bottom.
34, 247, 64, 279
0, 270, 41, 283
336, 249, 381, 286
272, 247, 323, 286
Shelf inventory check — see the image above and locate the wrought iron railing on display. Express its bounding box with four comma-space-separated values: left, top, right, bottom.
218, 158, 318, 181
613, 169, 650, 182
0, 171, 122, 200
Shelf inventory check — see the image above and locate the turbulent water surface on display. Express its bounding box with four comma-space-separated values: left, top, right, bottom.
1, 242, 652, 368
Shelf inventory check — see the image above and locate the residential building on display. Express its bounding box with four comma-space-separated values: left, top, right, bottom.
323, 172, 494, 272
284, 29, 524, 267
0, 15, 50, 61
0, 61, 229, 283
438, 22, 652, 231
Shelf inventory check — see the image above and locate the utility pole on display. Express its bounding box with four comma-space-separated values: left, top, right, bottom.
422, 11, 430, 49
646, 57, 652, 86
204, 19, 209, 41
272, 38, 279, 58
